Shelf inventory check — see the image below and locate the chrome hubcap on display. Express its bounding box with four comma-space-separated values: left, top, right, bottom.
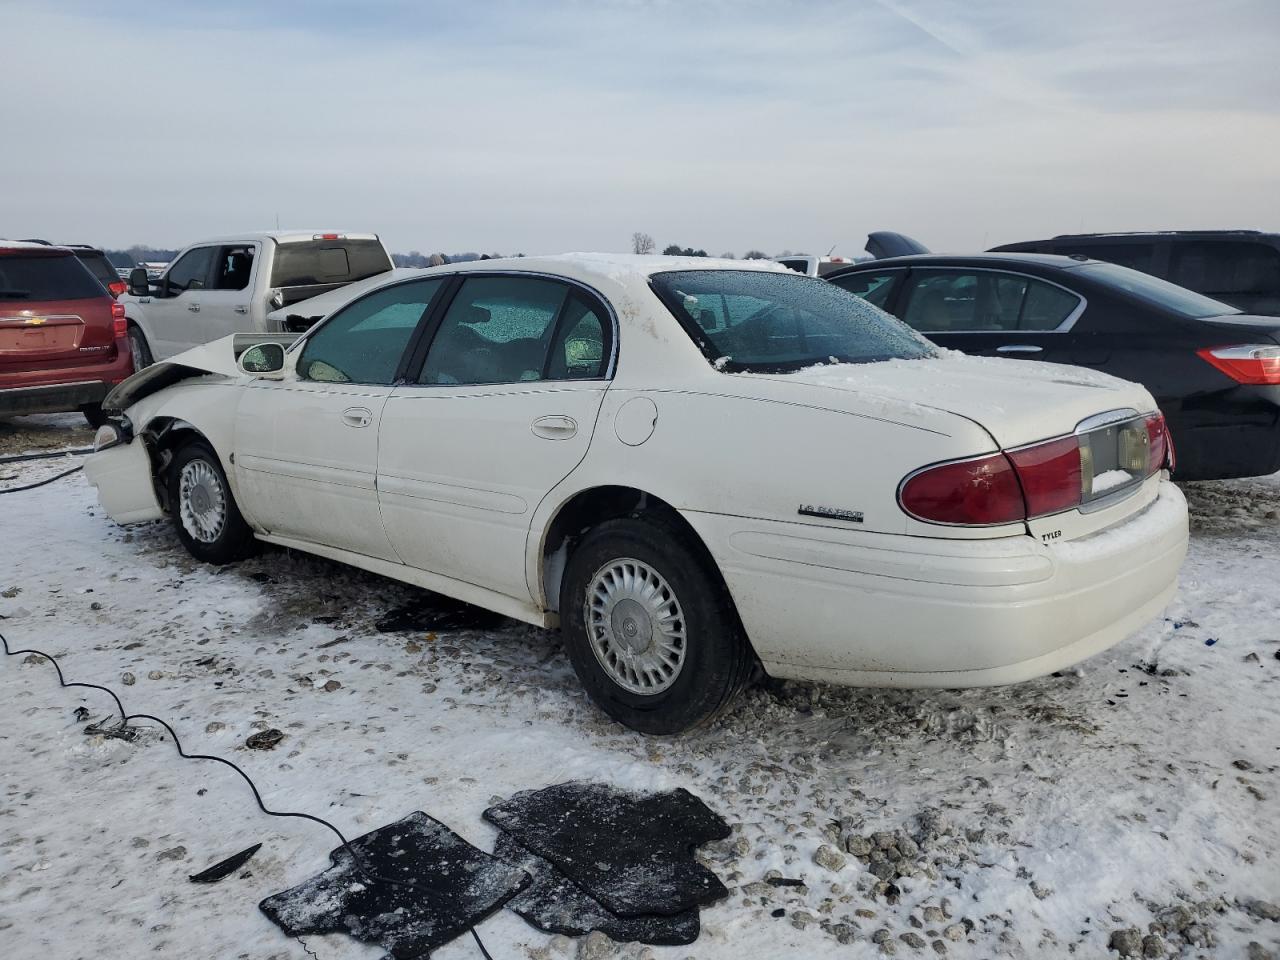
586, 558, 686, 695
179, 459, 227, 544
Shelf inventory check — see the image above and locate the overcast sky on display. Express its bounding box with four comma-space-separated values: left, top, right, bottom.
3, 0, 1278, 257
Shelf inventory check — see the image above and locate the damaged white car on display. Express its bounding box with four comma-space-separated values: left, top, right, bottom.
85, 254, 1188, 733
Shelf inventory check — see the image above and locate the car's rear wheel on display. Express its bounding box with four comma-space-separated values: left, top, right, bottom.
81, 403, 110, 428
560, 515, 752, 734
166, 441, 256, 565
128, 325, 153, 373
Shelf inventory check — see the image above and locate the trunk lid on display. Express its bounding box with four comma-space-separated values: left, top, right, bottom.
0, 296, 116, 368
764, 354, 1156, 448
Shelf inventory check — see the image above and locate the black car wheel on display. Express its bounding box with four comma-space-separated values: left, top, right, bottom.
560, 515, 753, 735
166, 441, 256, 565
81, 403, 110, 428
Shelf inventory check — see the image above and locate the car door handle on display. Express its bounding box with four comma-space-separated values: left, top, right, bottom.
995, 344, 1042, 354
341, 407, 373, 428
234, 305, 248, 314
187, 303, 201, 313
531, 415, 578, 440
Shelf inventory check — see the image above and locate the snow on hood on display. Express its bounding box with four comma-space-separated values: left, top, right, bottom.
753, 354, 1155, 448
103, 335, 282, 411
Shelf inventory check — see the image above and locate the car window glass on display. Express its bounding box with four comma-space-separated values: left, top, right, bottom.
902, 271, 1021, 332
213, 245, 255, 291
1020, 279, 1081, 329
829, 271, 901, 310
165, 247, 214, 294
547, 293, 609, 380
1073, 262, 1238, 318
1171, 241, 1280, 297
297, 278, 443, 385
0, 254, 105, 302
419, 276, 570, 385
652, 270, 934, 372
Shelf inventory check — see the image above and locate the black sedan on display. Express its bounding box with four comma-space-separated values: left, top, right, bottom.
824, 253, 1280, 480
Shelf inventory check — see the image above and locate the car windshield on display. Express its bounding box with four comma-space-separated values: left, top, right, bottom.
651, 269, 937, 373
1074, 261, 1240, 319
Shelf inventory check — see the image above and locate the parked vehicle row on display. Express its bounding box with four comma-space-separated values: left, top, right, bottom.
85, 255, 1188, 733
825, 253, 1280, 480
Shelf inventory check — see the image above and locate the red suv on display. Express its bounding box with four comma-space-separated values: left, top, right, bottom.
0, 241, 133, 427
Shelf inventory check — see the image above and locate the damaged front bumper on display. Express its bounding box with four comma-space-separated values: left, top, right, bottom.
83, 434, 163, 524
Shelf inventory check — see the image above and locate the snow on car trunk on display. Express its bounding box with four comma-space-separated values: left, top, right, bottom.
770, 354, 1154, 450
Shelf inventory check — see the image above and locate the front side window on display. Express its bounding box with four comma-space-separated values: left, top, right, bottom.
213, 245, 255, 291
297, 278, 443, 385
165, 247, 215, 294
828, 270, 902, 310
419, 276, 575, 385
901, 270, 1079, 332
651, 269, 935, 372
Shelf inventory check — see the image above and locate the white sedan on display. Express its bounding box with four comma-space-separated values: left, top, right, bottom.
85, 254, 1188, 733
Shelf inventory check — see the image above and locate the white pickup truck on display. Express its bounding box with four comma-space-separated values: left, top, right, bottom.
120, 231, 394, 368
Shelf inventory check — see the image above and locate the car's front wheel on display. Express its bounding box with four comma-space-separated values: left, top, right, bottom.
560, 516, 752, 734
166, 441, 256, 565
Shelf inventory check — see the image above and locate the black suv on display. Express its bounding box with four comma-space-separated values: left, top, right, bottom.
990, 231, 1280, 316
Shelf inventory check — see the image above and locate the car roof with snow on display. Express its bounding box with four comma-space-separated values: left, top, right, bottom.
415, 252, 790, 288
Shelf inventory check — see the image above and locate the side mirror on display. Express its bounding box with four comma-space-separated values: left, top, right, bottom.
128, 267, 150, 297
238, 343, 286, 378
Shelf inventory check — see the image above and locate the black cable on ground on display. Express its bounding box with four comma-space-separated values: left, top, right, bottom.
0, 464, 84, 493
0, 446, 95, 464
0, 629, 500, 959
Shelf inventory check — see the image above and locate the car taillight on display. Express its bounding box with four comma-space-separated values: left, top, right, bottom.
899, 452, 1025, 525
1197, 345, 1280, 385
900, 412, 1172, 527
107, 279, 127, 298
111, 302, 127, 339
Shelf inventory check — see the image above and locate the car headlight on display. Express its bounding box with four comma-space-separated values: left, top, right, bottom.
92, 415, 133, 452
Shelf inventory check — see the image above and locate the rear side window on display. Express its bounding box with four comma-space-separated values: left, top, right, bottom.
213, 245, 255, 291
652, 269, 934, 372
828, 270, 902, 310
901, 270, 1079, 332
271, 239, 393, 288
0, 253, 105, 302
75, 252, 117, 288
419, 276, 572, 385
298, 278, 444, 385
1171, 241, 1280, 297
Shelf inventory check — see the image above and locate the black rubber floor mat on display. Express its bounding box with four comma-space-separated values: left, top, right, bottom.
483, 782, 730, 917
375, 595, 509, 634
493, 832, 701, 945
260, 812, 528, 959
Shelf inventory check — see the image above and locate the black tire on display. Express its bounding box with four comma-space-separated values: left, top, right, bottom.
166, 441, 256, 565
127, 324, 153, 373
81, 403, 110, 428
560, 515, 753, 735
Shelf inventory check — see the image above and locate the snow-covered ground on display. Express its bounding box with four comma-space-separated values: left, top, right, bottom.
1, 414, 1277, 960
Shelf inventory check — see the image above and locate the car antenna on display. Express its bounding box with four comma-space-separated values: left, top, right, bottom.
826, 242, 839, 256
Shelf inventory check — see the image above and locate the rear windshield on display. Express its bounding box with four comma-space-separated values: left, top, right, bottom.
651, 269, 937, 373
0, 253, 106, 302
1074, 261, 1239, 319
270, 239, 393, 288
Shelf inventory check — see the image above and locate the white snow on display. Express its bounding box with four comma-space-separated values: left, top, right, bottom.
1, 414, 1278, 959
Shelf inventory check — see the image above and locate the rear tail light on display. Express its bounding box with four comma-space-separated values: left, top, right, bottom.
111, 301, 127, 339
1197, 345, 1280, 385
900, 411, 1172, 526
107, 279, 127, 298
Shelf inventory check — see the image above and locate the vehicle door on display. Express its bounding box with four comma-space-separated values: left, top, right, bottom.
378, 273, 614, 602
232, 277, 447, 560
145, 245, 216, 359
198, 244, 259, 341
891, 267, 1086, 365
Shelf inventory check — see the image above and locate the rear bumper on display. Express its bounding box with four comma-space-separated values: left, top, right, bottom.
0, 342, 133, 416
1164, 385, 1280, 480
687, 480, 1188, 686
